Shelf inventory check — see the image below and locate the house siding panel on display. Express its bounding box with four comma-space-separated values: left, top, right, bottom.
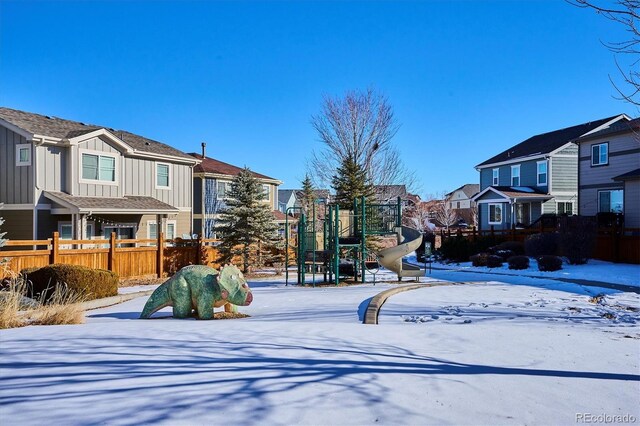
0, 125, 34, 205
124, 158, 193, 208
550, 156, 577, 193
36, 145, 67, 204
578, 133, 640, 187
193, 177, 202, 215
1, 210, 33, 240
624, 180, 640, 228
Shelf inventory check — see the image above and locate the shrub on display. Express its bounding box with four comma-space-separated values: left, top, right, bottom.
439, 237, 475, 262
537, 255, 563, 272
492, 249, 515, 262
491, 241, 525, 256
470, 253, 489, 267
21, 264, 118, 302
486, 255, 503, 268
558, 216, 596, 265
507, 255, 530, 270
524, 233, 559, 257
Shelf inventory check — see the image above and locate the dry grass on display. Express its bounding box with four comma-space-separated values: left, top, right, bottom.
214, 311, 250, 319
0, 270, 86, 329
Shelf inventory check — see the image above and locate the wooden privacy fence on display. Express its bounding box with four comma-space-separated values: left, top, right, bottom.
440, 225, 640, 264
0, 232, 223, 279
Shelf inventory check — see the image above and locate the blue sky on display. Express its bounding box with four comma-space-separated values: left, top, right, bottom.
1, 1, 636, 197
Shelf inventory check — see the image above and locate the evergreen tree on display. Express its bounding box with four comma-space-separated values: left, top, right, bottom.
331, 154, 375, 209
299, 174, 316, 216
215, 168, 279, 273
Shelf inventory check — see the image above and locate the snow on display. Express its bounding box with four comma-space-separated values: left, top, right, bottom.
1, 263, 639, 425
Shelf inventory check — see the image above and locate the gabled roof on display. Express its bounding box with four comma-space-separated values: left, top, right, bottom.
189, 153, 279, 182
44, 191, 179, 214
471, 186, 552, 202
446, 184, 480, 198
476, 115, 627, 168
0, 107, 196, 160
574, 117, 640, 142
278, 189, 296, 203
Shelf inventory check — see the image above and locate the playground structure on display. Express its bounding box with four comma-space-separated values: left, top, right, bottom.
285, 196, 427, 285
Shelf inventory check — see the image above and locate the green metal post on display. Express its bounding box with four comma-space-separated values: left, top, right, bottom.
312, 200, 316, 287
396, 196, 402, 227
360, 195, 366, 283
285, 212, 289, 286
334, 204, 340, 285
299, 212, 306, 285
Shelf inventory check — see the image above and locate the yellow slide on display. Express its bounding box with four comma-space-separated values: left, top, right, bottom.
377, 226, 426, 280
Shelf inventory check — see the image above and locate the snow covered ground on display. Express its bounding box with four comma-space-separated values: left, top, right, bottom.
1, 263, 639, 425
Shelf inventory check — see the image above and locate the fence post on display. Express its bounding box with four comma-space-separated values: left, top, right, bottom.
108, 232, 116, 271
472, 226, 477, 241
511, 225, 516, 241
456, 228, 462, 237
50, 231, 60, 264
196, 234, 203, 265
490, 226, 495, 238
157, 231, 164, 278
613, 224, 620, 263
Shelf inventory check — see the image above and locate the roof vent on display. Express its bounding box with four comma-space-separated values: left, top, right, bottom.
145, 142, 151, 145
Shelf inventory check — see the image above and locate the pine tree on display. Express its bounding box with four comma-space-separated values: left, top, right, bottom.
215, 168, 279, 273
331, 154, 375, 209
299, 174, 316, 216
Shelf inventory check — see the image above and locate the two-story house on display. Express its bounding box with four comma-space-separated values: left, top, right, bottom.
190, 145, 283, 238
472, 114, 629, 230
445, 184, 479, 226
0, 107, 199, 241
574, 118, 640, 228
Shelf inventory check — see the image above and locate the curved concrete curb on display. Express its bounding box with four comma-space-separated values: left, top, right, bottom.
363, 281, 477, 325
81, 290, 155, 311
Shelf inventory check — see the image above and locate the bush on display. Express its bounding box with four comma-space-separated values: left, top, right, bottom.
470, 253, 489, 267
486, 255, 503, 268
491, 241, 525, 256
558, 216, 596, 265
537, 255, 563, 272
507, 255, 530, 270
524, 233, 559, 257
21, 264, 118, 302
439, 235, 504, 263
492, 249, 514, 262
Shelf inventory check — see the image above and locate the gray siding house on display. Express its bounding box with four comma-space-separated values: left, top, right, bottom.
0, 107, 199, 241
575, 118, 640, 228
472, 114, 629, 230
190, 146, 282, 238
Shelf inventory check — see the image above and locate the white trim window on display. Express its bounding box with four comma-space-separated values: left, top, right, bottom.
262, 184, 270, 199
492, 168, 499, 186
537, 160, 548, 186
16, 144, 32, 166
217, 181, 232, 199
155, 162, 171, 189
511, 165, 520, 186
81, 151, 117, 183
488, 203, 503, 224
58, 221, 94, 240
591, 143, 608, 166
148, 220, 177, 240
557, 201, 573, 215
598, 189, 623, 213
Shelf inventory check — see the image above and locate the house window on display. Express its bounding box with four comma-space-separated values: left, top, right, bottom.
217, 181, 232, 199
16, 144, 31, 166
156, 163, 171, 189
591, 143, 608, 166
262, 184, 270, 199
511, 165, 520, 186
557, 201, 573, 215
82, 153, 116, 182
58, 222, 94, 239
488, 203, 502, 224
492, 168, 499, 186
148, 220, 177, 240
456, 201, 460, 209
537, 161, 548, 186
598, 190, 623, 213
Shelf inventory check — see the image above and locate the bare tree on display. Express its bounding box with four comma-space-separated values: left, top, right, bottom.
404, 201, 435, 233
434, 200, 459, 231
203, 179, 222, 238
568, 0, 639, 105
309, 88, 417, 191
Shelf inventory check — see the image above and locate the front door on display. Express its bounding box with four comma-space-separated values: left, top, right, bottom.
515, 203, 531, 227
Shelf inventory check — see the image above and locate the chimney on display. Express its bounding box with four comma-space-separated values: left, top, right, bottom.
201, 142, 206, 158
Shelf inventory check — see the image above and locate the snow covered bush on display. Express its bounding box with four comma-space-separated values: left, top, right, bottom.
470, 253, 489, 267
537, 255, 563, 272
490, 241, 524, 256
486, 255, 503, 268
507, 255, 530, 270
524, 233, 558, 257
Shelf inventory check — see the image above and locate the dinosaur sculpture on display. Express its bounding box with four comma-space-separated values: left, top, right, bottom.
140, 264, 253, 319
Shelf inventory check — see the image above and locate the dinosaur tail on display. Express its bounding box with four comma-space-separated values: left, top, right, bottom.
140, 283, 171, 319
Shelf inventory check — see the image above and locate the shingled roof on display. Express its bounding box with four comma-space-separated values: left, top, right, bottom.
44, 191, 179, 214
189, 153, 278, 181
0, 107, 195, 160
476, 115, 626, 168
